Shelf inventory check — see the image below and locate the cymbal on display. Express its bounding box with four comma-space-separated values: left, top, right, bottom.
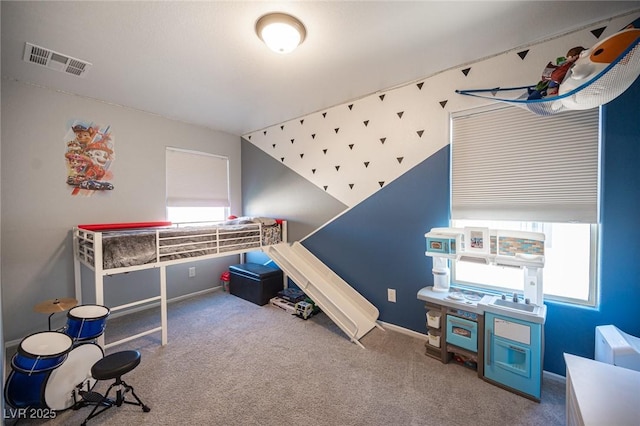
34, 297, 78, 314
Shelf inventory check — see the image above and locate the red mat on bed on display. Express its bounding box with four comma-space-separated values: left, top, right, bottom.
78, 221, 172, 231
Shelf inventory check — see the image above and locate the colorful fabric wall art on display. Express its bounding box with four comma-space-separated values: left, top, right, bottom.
64, 120, 115, 196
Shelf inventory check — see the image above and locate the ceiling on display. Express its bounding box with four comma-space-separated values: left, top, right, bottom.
2, 1, 639, 136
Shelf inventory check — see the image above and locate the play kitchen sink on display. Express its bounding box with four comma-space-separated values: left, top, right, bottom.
479, 294, 546, 324
493, 298, 535, 312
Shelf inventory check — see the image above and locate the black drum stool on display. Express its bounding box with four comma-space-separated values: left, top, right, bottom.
79, 350, 150, 425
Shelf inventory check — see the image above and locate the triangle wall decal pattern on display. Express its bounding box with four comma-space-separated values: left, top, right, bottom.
591, 26, 606, 38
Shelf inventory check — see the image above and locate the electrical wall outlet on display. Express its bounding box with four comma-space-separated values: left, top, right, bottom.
188, 267, 196, 278
387, 288, 396, 303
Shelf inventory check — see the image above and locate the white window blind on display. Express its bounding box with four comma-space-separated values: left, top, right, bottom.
166, 148, 230, 207
451, 105, 599, 223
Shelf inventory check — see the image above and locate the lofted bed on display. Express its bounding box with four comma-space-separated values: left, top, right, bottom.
73, 217, 287, 349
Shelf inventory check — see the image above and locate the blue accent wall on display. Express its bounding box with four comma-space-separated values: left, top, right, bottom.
543, 77, 640, 374
303, 146, 450, 332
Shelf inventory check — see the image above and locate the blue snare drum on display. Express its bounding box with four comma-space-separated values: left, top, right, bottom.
65, 304, 110, 341
11, 331, 73, 374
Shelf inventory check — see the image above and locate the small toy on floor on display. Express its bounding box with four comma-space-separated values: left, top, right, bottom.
295, 301, 314, 319
294, 299, 320, 320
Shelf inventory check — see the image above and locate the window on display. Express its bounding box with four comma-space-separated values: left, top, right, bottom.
166, 206, 228, 223
450, 105, 600, 305
166, 148, 230, 223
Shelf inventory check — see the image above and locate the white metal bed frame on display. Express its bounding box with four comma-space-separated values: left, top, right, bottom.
73, 220, 287, 349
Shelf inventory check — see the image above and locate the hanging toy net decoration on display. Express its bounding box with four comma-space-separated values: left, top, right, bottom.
456, 27, 640, 116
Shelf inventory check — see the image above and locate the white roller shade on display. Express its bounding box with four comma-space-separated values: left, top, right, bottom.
451, 105, 599, 223
166, 148, 230, 207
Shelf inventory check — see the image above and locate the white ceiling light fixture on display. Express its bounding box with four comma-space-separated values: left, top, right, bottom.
256, 12, 306, 54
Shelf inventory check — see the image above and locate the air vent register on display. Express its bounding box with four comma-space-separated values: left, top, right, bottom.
23, 42, 91, 78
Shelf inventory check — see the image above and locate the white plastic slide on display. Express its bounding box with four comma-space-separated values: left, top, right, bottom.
265, 242, 383, 348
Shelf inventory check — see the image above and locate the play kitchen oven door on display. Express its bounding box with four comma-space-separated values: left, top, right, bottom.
446, 313, 478, 352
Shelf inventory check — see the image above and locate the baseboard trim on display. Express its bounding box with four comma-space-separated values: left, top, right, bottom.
377, 320, 428, 341
543, 369, 567, 383
4, 287, 222, 350
108, 286, 220, 320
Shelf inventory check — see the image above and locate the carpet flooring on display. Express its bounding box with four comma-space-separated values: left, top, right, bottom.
4, 289, 566, 425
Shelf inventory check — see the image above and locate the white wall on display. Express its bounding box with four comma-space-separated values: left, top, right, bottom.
1, 79, 242, 342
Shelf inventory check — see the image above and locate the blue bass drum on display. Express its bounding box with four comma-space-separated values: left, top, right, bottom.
44, 342, 104, 410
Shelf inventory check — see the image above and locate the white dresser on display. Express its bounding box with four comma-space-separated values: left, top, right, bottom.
564, 353, 640, 426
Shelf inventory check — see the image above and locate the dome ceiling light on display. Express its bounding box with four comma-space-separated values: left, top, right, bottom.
255, 12, 306, 54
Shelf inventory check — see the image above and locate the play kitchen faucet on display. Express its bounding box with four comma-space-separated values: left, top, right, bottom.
505, 292, 530, 304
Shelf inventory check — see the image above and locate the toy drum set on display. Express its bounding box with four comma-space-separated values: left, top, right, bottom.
4, 299, 110, 411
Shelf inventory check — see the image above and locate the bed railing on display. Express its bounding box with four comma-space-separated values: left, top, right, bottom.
74, 221, 281, 271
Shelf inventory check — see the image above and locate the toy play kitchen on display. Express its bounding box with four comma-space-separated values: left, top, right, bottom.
418, 227, 547, 401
